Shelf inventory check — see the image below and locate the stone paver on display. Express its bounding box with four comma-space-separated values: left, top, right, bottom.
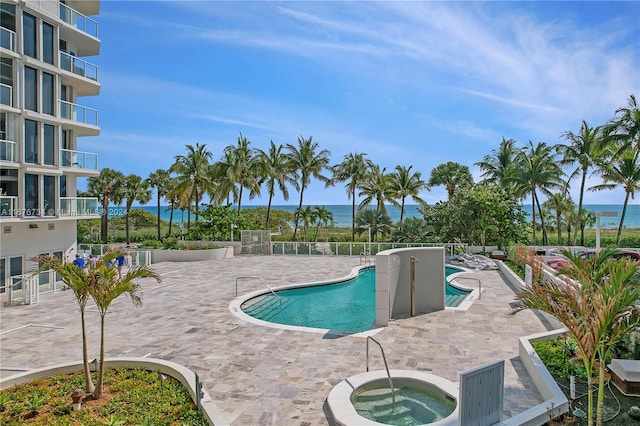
0, 256, 558, 425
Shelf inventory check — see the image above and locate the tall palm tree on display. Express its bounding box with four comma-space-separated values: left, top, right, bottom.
387, 165, 427, 222
331, 152, 373, 241
34, 255, 95, 394
542, 192, 574, 245
358, 164, 392, 216
121, 174, 152, 245
255, 141, 296, 228
88, 249, 160, 399
146, 169, 170, 240
221, 132, 261, 215
605, 94, 640, 153
558, 120, 604, 245
295, 205, 316, 241
286, 136, 331, 241
475, 137, 519, 192
210, 150, 238, 206
312, 205, 334, 241
427, 161, 473, 200
589, 148, 640, 246
87, 168, 125, 244
509, 141, 564, 245
169, 143, 213, 223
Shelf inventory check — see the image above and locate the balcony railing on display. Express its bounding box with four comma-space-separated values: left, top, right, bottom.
0, 139, 16, 162
60, 51, 98, 81
1, 83, 12, 107
59, 2, 98, 38
59, 100, 98, 126
59, 197, 99, 217
60, 148, 98, 171
0, 196, 18, 217
1, 27, 15, 51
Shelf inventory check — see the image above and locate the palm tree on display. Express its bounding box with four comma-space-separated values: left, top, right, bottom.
475, 137, 519, 192
509, 141, 564, 245
169, 143, 213, 223
296, 205, 316, 241
88, 249, 160, 399
558, 120, 604, 245
33, 255, 95, 395
121, 174, 152, 245
255, 141, 296, 228
355, 208, 393, 242
221, 132, 261, 215
146, 169, 170, 240
387, 165, 428, 222
312, 205, 334, 241
358, 164, 391, 216
331, 152, 373, 241
87, 168, 125, 244
427, 161, 473, 200
542, 192, 574, 245
393, 217, 428, 243
589, 148, 640, 246
605, 94, 640, 153
286, 136, 331, 241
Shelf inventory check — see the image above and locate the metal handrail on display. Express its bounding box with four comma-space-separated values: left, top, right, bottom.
235, 276, 282, 304
366, 336, 396, 407
451, 276, 482, 299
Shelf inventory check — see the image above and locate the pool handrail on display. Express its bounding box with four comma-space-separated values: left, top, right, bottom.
235, 276, 282, 304
366, 336, 396, 407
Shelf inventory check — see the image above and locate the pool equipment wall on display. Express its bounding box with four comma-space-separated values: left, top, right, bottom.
375, 247, 446, 326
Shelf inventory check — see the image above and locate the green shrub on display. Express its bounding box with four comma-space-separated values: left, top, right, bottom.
532, 337, 586, 380
163, 237, 178, 250
140, 240, 162, 248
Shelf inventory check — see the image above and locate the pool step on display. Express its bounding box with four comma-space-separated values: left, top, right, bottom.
355, 392, 442, 424
241, 295, 294, 321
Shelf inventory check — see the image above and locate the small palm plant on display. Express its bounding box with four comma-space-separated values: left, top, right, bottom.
88, 249, 161, 399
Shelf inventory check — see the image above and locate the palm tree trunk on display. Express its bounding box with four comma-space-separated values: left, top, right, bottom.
531, 191, 536, 245
400, 197, 406, 222
556, 211, 562, 245
351, 190, 356, 242
616, 191, 630, 246
125, 210, 130, 245
101, 196, 109, 244
95, 314, 106, 399
194, 187, 200, 222
596, 359, 606, 426
292, 188, 305, 241
265, 194, 273, 229
572, 169, 587, 246
237, 185, 244, 215
156, 191, 161, 240
80, 309, 95, 394
168, 203, 174, 237
534, 192, 548, 245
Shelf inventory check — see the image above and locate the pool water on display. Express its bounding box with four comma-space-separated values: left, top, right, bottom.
241, 267, 469, 333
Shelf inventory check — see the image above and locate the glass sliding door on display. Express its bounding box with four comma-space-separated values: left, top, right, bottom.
43, 175, 55, 216
24, 173, 39, 216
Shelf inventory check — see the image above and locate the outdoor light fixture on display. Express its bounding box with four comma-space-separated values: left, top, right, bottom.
29, 224, 38, 229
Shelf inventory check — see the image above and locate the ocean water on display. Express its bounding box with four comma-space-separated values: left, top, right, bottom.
112, 203, 638, 229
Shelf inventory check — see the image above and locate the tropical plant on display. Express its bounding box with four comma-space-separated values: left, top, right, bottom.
121, 174, 152, 245
475, 137, 519, 192
146, 169, 171, 240
558, 120, 604, 245
509, 141, 564, 245
358, 164, 392, 216
393, 217, 429, 243
355, 208, 393, 242
220, 132, 261, 214
189, 204, 252, 241
427, 161, 473, 200
387, 165, 428, 222
255, 141, 296, 228
295, 205, 316, 241
331, 152, 373, 241
169, 143, 213, 224
33, 255, 96, 394
589, 148, 640, 246
88, 249, 161, 399
286, 136, 331, 241
542, 192, 574, 246
605, 94, 640, 153
87, 168, 125, 244
312, 205, 334, 241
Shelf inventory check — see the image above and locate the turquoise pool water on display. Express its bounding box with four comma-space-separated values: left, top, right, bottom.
241, 267, 469, 333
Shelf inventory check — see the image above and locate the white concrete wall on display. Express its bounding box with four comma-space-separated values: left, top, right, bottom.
0, 220, 77, 265
375, 247, 445, 326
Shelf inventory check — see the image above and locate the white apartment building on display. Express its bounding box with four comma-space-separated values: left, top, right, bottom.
0, 0, 101, 303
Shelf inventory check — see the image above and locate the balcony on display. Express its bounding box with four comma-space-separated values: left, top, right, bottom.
1, 27, 15, 51
0, 139, 17, 163
59, 197, 99, 218
0, 196, 18, 217
59, 52, 100, 97
60, 148, 99, 173
1, 83, 12, 107
59, 2, 98, 39
60, 51, 98, 81
59, 100, 99, 136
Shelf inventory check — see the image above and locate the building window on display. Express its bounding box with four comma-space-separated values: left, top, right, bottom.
43, 175, 55, 216
0, 57, 11, 106
24, 119, 38, 164
0, 168, 17, 197
1, 3, 16, 32
24, 173, 39, 216
42, 72, 54, 115
43, 124, 54, 165
59, 174, 66, 197
22, 12, 36, 58
42, 22, 53, 64
24, 66, 37, 111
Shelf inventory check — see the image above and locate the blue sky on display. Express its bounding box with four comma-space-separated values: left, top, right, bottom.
83, 1, 640, 207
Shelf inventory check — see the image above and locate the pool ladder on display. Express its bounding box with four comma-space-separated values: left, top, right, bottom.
366, 336, 396, 407
235, 276, 282, 304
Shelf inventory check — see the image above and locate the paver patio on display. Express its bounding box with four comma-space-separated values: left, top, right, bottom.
0, 255, 561, 425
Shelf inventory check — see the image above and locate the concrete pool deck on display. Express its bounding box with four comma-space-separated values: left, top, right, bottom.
0, 255, 560, 425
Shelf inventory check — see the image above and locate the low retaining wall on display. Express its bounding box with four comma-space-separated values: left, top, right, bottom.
0, 357, 229, 426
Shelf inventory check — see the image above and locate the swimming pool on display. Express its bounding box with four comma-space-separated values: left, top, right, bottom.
240, 267, 469, 334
